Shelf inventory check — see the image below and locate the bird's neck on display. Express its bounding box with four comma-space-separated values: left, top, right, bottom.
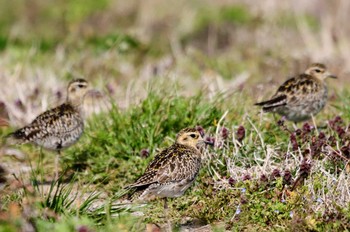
66, 98, 84, 113
175, 143, 201, 153
67, 96, 83, 107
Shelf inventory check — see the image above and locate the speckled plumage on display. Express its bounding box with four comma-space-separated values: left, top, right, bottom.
127, 127, 206, 201
7, 78, 89, 153
8, 103, 84, 150
255, 63, 336, 122
6, 79, 89, 178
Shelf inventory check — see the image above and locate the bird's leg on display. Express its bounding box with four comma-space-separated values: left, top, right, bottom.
163, 198, 171, 232
311, 114, 319, 135
55, 150, 60, 180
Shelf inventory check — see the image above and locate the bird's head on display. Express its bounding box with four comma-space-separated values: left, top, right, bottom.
305, 63, 337, 81
67, 79, 89, 106
175, 127, 213, 148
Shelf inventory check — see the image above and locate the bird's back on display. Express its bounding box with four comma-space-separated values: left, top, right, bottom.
256, 74, 327, 121
7, 103, 84, 151
275, 74, 324, 97
128, 143, 201, 200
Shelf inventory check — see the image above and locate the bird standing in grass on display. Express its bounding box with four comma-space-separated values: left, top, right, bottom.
6, 79, 89, 179
126, 127, 212, 231
255, 63, 336, 123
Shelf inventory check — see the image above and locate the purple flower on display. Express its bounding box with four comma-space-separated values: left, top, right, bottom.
260, 174, 268, 182
220, 127, 229, 140
336, 126, 345, 138
236, 126, 245, 142
242, 174, 251, 181
271, 169, 281, 179
318, 132, 326, 139
328, 136, 336, 147
277, 117, 285, 127
290, 134, 299, 151
334, 116, 343, 124
228, 177, 236, 186
283, 170, 292, 185
14, 99, 25, 111
302, 123, 312, 133
139, 149, 150, 158
196, 126, 205, 138
295, 129, 302, 136
299, 159, 312, 178
77, 226, 89, 232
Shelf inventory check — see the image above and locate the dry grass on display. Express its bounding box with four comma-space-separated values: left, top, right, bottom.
1, 0, 350, 231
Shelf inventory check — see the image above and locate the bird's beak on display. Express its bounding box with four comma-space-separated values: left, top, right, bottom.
326, 72, 337, 79
204, 139, 214, 146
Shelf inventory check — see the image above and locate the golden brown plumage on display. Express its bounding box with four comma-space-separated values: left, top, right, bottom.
125, 127, 212, 231
6, 79, 89, 178
255, 63, 336, 122
7, 103, 84, 150
127, 127, 208, 200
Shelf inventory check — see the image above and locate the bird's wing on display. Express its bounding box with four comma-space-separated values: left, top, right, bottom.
255, 74, 320, 110
29, 103, 82, 134
128, 145, 201, 188
276, 74, 320, 97
7, 104, 82, 144
254, 94, 287, 111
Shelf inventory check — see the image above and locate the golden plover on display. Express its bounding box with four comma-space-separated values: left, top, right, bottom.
126, 127, 212, 230
6, 79, 89, 178
255, 63, 336, 123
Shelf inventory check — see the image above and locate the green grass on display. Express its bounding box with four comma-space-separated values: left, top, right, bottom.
3, 90, 349, 231
2, 88, 349, 231
1, 0, 350, 231
63, 89, 226, 189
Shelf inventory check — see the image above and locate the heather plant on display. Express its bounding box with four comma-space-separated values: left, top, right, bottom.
2, 0, 350, 231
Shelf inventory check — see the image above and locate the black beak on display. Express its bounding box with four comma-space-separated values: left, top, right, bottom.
328, 74, 337, 79
204, 140, 215, 146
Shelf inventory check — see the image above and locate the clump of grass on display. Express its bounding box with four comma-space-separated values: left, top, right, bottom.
0, 170, 138, 231
132, 108, 350, 230
63, 90, 226, 190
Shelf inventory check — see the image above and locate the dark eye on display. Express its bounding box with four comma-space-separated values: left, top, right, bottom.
78, 84, 85, 88
190, 134, 197, 138
315, 69, 321, 73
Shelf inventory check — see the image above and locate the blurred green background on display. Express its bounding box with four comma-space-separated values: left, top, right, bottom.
1, 0, 349, 125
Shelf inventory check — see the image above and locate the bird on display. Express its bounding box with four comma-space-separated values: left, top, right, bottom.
255, 63, 336, 123
6, 79, 89, 179
125, 127, 212, 231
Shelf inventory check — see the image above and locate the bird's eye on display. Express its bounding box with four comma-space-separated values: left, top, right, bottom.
315, 69, 321, 73
190, 134, 197, 138
78, 84, 85, 88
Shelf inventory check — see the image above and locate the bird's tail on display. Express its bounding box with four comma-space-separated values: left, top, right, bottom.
5, 129, 27, 146
122, 184, 150, 202
255, 95, 287, 112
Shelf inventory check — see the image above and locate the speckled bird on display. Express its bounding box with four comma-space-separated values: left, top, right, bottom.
6, 79, 89, 178
126, 127, 211, 230
255, 63, 336, 122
